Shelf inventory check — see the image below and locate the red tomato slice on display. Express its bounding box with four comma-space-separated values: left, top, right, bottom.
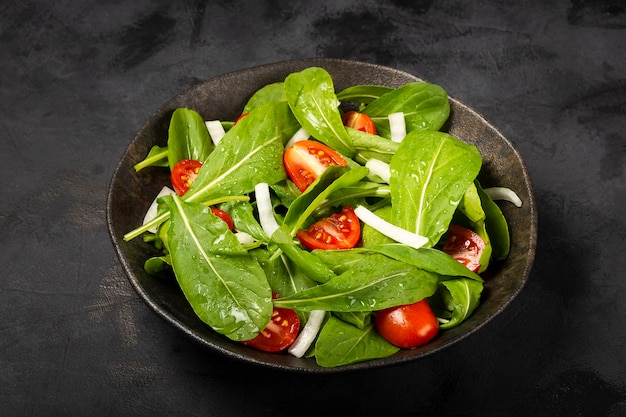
442, 224, 486, 273
283, 140, 347, 192
171, 159, 203, 196
242, 307, 300, 352
374, 299, 439, 349
296, 206, 360, 250
210, 207, 234, 231
342, 111, 377, 135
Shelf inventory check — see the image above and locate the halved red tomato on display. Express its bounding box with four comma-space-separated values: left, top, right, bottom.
171, 159, 203, 196
210, 207, 233, 231
283, 140, 347, 192
242, 307, 300, 352
342, 111, 377, 135
296, 206, 360, 250
374, 299, 439, 349
442, 224, 486, 273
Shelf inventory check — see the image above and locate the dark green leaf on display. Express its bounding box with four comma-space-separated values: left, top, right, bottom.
167, 108, 214, 169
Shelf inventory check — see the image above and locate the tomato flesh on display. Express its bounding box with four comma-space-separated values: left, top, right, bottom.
296, 206, 360, 250
342, 111, 377, 135
374, 299, 439, 349
242, 307, 300, 352
442, 224, 486, 273
171, 159, 203, 196
283, 140, 347, 192
210, 207, 234, 231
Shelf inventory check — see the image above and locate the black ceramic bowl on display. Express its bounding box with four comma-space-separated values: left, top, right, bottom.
107, 58, 537, 373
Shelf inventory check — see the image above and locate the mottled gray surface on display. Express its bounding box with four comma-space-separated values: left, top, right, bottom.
1, 0, 625, 416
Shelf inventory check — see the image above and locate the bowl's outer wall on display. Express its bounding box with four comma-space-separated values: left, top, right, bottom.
107, 58, 537, 373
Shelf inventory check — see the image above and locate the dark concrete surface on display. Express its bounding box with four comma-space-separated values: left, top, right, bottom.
1, 1, 625, 415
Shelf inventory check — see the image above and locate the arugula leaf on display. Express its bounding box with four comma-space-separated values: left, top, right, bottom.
476, 181, 511, 260
366, 244, 483, 281
347, 127, 399, 164
433, 278, 483, 329
456, 182, 493, 272
390, 130, 482, 246
336, 84, 394, 105
167, 108, 214, 170
362, 82, 450, 139
243, 82, 286, 112
284, 67, 355, 157
273, 253, 439, 312
134, 145, 169, 172
163, 195, 272, 341
183, 102, 288, 204
283, 165, 369, 235
314, 316, 399, 367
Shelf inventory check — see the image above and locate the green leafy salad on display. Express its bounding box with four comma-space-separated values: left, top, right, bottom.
124, 67, 519, 368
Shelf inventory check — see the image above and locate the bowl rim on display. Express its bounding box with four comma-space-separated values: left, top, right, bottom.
106, 57, 538, 373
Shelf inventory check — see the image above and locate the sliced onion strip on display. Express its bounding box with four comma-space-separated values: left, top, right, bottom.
254, 182, 279, 237
484, 187, 523, 207
365, 158, 391, 183
388, 112, 406, 143
142, 186, 175, 232
205, 120, 226, 145
354, 205, 428, 249
288, 310, 326, 358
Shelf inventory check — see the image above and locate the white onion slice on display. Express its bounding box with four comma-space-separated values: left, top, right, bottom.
234, 231, 256, 245
254, 182, 279, 237
288, 310, 326, 358
354, 205, 428, 249
388, 112, 406, 143
205, 120, 226, 145
285, 126, 310, 150
142, 186, 175, 232
365, 158, 391, 183
484, 187, 523, 207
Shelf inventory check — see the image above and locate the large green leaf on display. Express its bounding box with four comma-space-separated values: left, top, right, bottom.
164, 196, 272, 341
284, 67, 355, 157
389, 130, 482, 246
183, 102, 288, 203
362, 82, 450, 139
167, 108, 214, 170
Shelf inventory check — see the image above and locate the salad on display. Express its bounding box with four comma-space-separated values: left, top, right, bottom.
124, 67, 519, 368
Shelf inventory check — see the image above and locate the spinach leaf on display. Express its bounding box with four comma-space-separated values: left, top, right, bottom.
362, 82, 450, 139
243, 82, 286, 113
183, 102, 287, 204
347, 127, 399, 164
336, 84, 394, 105
163, 195, 272, 341
250, 248, 317, 299
283, 165, 369, 234
273, 253, 439, 312
270, 225, 336, 284
314, 316, 399, 367
167, 108, 214, 170
456, 182, 493, 272
221, 200, 269, 243
433, 278, 483, 330
284, 67, 355, 157
367, 244, 483, 281
390, 130, 482, 246
134, 145, 169, 172
476, 181, 511, 260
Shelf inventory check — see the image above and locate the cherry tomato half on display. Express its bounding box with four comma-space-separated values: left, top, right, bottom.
210, 207, 234, 231
342, 111, 377, 135
242, 307, 300, 352
171, 159, 203, 196
283, 140, 347, 192
296, 206, 360, 250
442, 224, 486, 273
374, 299, 439, 349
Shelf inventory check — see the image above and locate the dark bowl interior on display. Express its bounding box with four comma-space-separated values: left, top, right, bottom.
106, 58, 537, 373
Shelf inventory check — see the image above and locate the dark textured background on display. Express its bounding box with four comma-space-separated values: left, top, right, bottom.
1, 1, 625, 415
